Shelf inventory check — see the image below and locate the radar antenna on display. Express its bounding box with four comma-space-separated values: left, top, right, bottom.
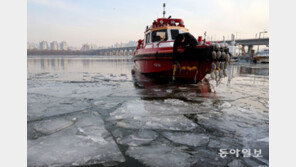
163, 3, 166, 18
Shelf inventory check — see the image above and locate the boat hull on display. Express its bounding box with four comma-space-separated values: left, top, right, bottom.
132, 45, 229, 83
133, 53, 213, 82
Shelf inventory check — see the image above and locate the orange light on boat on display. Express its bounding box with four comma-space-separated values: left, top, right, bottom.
187, 66, 192, 71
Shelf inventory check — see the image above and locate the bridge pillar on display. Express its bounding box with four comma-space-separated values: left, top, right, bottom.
241, 45, 245, 55
247, 45, 254, 58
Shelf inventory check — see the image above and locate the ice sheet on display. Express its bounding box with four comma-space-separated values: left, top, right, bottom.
126, 143, 192, 167
27, 114, 125, 166
162, 132, 209, 147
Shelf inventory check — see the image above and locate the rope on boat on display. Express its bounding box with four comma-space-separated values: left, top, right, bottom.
194, 69, 199, 83
172, 64, 177, 81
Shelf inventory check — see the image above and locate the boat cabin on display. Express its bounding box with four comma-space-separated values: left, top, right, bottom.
143, 18, 189, 48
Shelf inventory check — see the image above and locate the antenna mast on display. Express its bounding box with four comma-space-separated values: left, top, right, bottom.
163, 3, 166, 18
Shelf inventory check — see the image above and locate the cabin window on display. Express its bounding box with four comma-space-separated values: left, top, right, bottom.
179, 30, 187, 34
145, 33, 151, 44
171, 29, 187, 40
171, 29, 180, 40
152, 30, 168, 42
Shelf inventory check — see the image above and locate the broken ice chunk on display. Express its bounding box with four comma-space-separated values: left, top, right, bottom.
126, 143, 192, 167
28, 115, 125, 166
117, 130, 158, 146
164, 99, 189, 106
32, 118, 74, 136
116, 115, 197, 131
162, 132, 209, 147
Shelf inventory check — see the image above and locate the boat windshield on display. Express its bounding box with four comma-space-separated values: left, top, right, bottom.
152, 30, 168, 42
171, 29, 179, 40
171, 29, 188, 40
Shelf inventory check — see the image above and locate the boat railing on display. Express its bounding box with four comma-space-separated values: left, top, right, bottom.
156, 40, 174, 48
144, 40, 175, 49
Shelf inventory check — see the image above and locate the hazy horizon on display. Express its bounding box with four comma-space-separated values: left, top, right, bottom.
28, 0, 269, 48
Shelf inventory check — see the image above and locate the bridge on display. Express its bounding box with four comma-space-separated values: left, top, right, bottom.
211, 37, 269, 46
88, 46, 136, 56
91, 37, 269, 56
27, 46, 137, 56
211, 37, 269, 56
27, 38, 268, 56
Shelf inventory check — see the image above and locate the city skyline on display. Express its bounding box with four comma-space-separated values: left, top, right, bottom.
27, 40, 138, 50
28, 0, 269, 48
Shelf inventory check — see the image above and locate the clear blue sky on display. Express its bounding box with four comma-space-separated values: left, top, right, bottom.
28, 0, 269, 47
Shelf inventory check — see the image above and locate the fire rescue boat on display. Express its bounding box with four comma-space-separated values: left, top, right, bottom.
132, 4, 231, 83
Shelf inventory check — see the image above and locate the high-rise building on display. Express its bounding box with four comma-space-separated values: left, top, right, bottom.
27, 42, 38, 50
39, 41, 48, 50
60, 41, 67, 50
113, 42, 123, 48
125, 40, 137, 47
81, 44, 91, 51
50, 41, 59, 50
90, 44, 98, 50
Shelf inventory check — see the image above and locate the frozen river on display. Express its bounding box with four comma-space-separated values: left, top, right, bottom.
27, 55, 269, 167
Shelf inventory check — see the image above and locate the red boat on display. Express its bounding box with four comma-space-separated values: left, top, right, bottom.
132, 4, 230, 83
